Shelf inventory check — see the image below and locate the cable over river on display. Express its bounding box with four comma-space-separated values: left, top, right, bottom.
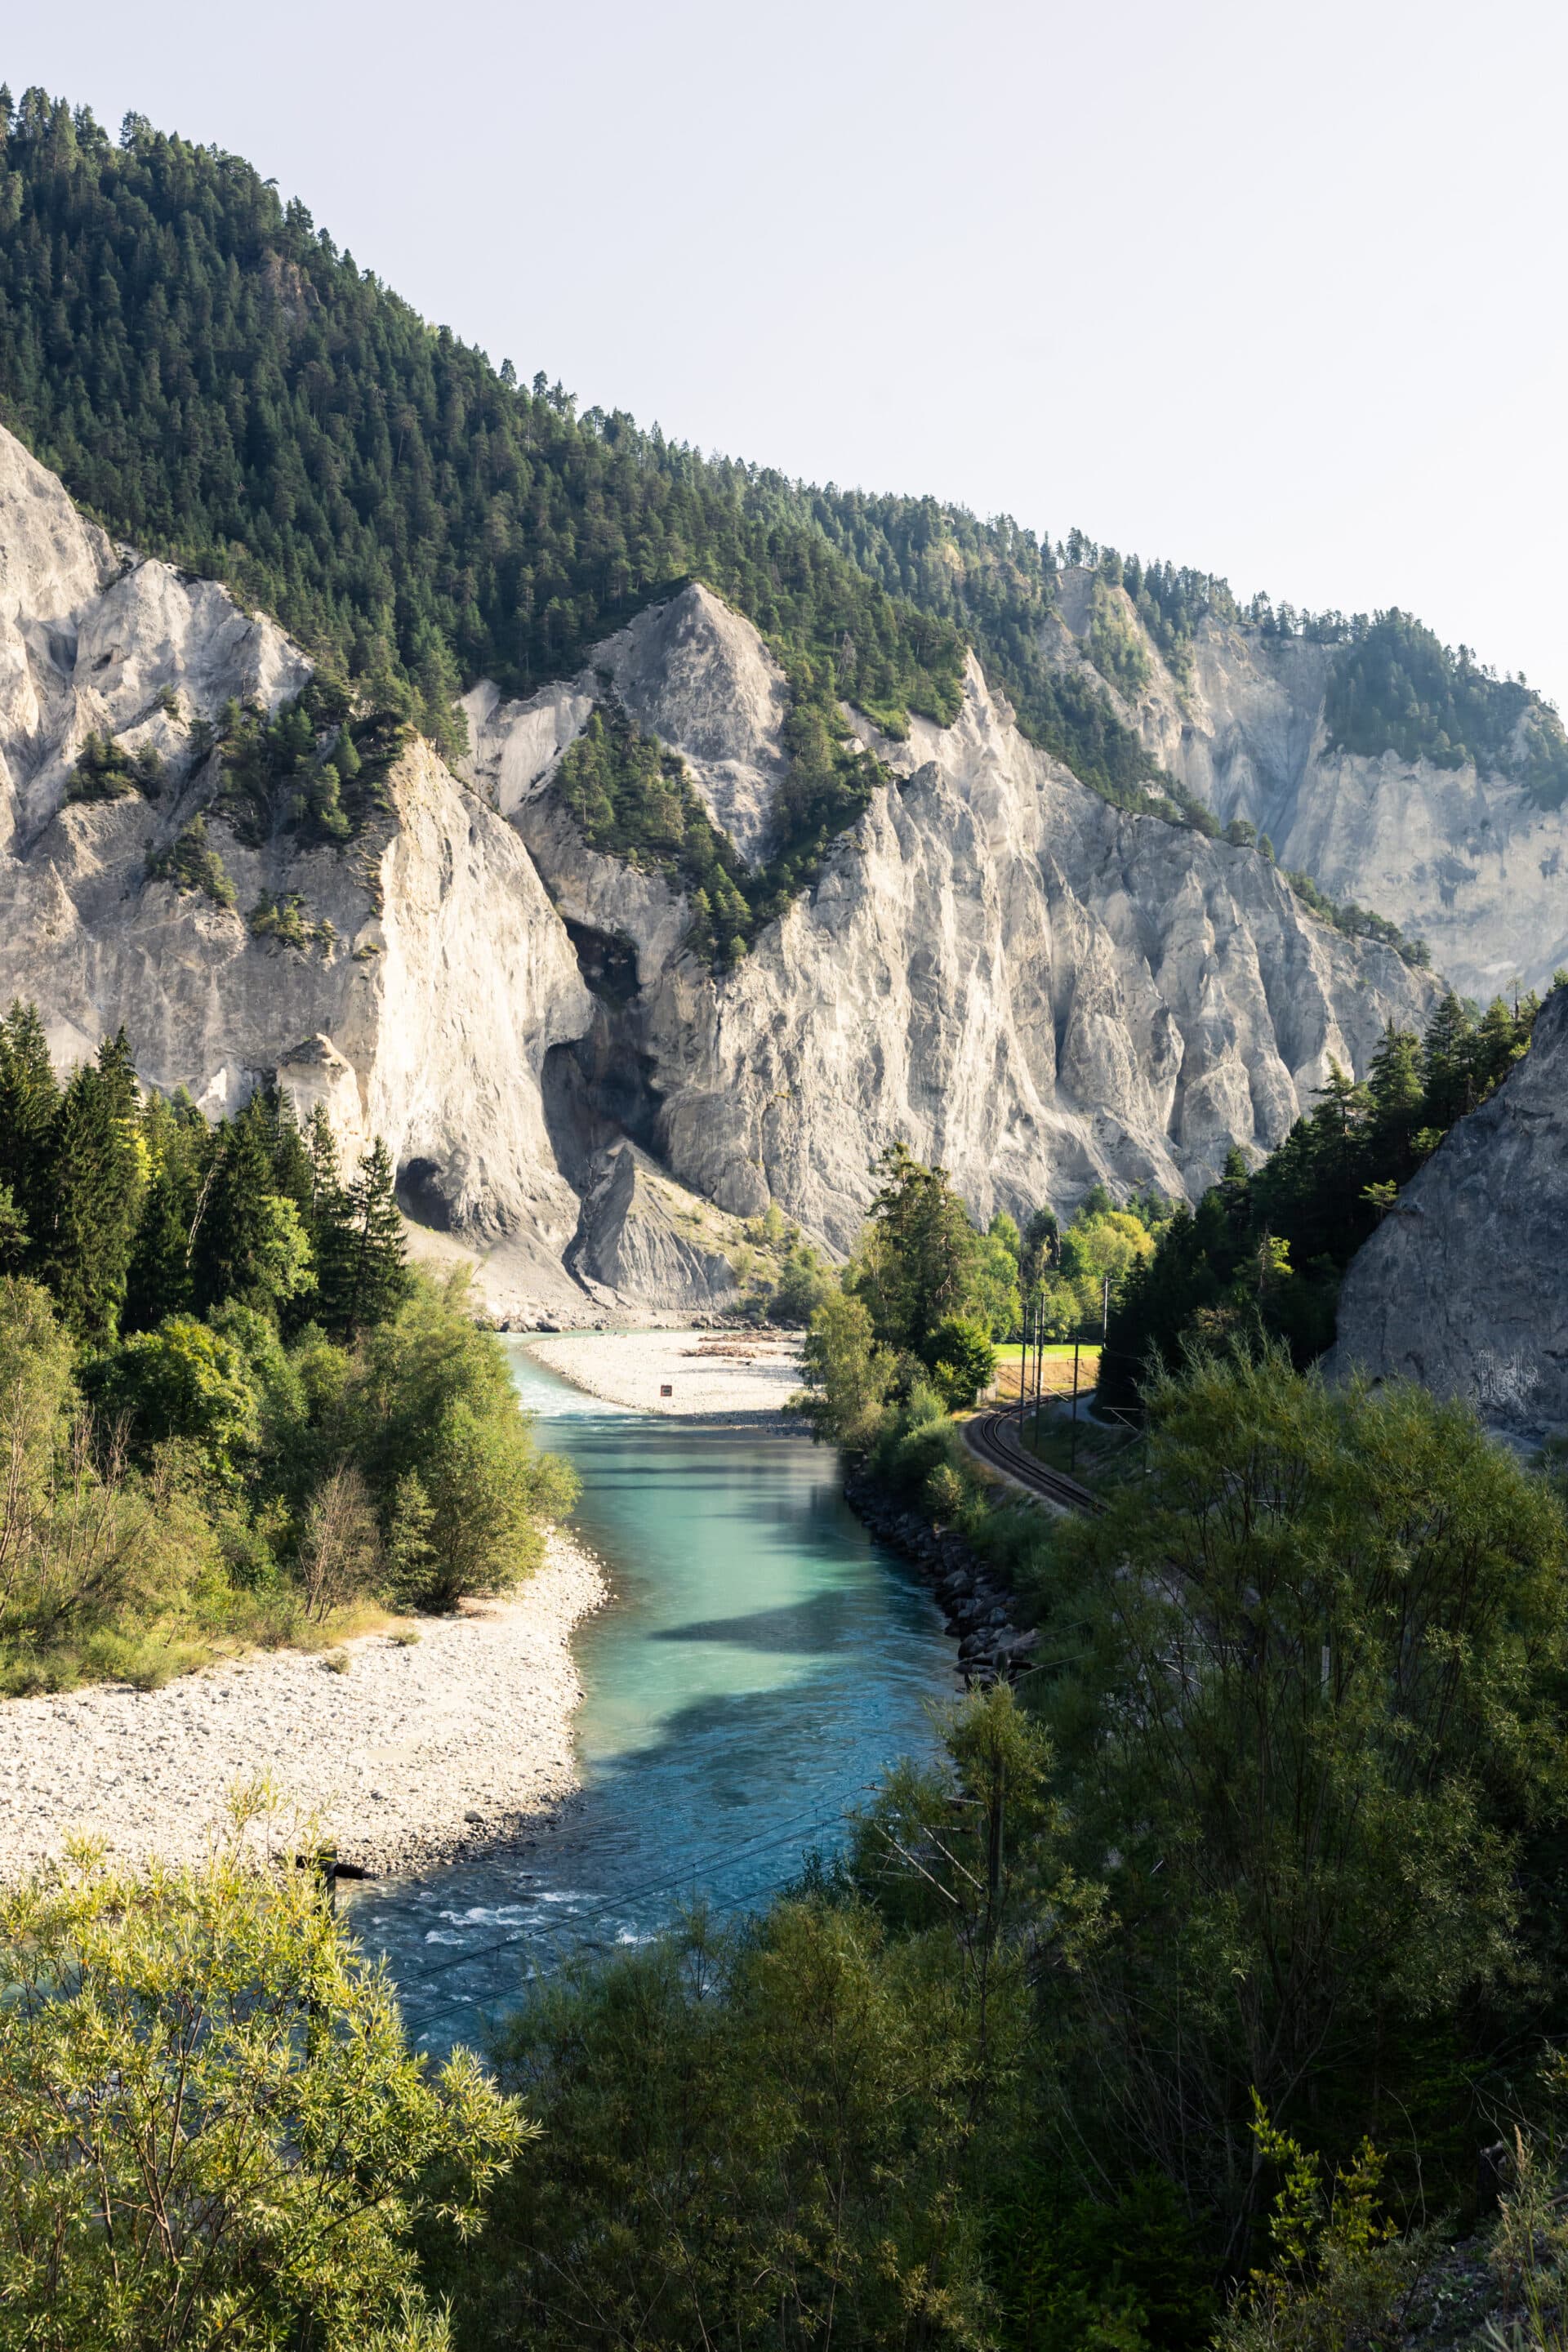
342, 1343, 957, 2052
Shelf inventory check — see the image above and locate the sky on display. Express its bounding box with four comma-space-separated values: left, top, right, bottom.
7, 0, 1566, 705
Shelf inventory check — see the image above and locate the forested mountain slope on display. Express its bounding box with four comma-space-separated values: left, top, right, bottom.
0, 82, 1561, 1009
0, 415, 1435, 1308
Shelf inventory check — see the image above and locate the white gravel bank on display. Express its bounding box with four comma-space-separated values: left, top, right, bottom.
0, 1529, 607, 1883
529, 1330, 804, 1422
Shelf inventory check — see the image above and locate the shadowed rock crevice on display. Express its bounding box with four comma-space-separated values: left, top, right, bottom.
541, 920, 664, 1192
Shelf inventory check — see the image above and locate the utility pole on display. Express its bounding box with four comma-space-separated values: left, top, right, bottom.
1032, 1288, 1042, 1450
1071, 1336, 1080, 1474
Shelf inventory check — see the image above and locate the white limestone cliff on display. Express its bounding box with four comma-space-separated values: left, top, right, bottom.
1329, 983, 1568, 1442
1045, 568, 1568, 1000
469, 600, 1439, 1256
0, 424, 593, 1303
0, 424, 1450, 1316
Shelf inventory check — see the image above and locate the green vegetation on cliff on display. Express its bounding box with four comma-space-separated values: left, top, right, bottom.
1101, 982, 1545, 1401
10, 77, 1552, 927
0, 82, 1178, 843
1325, 608, 1568, 804
555, 686, 885, 961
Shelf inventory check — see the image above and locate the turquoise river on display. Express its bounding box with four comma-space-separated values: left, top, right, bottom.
343, 1342, 957, 2051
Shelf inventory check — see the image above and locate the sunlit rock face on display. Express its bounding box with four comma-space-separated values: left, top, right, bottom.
470, 615, 1437, 1256
1044, 565, 1568, 1001
0, 424, 592, 1298
0, 425, 1441, 1313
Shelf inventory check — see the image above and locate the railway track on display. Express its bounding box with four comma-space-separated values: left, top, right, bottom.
963, 1402, 1103, 1516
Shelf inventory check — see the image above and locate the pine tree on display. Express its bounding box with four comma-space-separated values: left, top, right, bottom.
1366, 1022, 1424, 1173
0, 998, 61, 1263
122, 1093, 205, 1332
189, 1096, 283, 1316
344, 1139, 409, 1336
1468, 996, 1527, 1101
269, 1089, 315, 1218
44, 1036, 145, 1342
1420, 991, 1477, 1127
303, 1107, 357, 1340
384, 1469, 437, 1609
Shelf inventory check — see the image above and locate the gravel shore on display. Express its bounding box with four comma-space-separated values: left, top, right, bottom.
528, 1329, 806, 1424
0, 1529, 608, 1883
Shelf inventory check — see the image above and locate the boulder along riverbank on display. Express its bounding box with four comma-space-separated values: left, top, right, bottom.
0, 1529, 607, 1883
840, 1465, 1040, 1686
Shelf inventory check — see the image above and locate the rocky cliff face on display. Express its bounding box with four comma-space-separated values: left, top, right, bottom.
1045, 568, 1568, 1000
0, 425, 1448, 1316
1329, 985, 1568, 1442
0, 424, 594, 1301
468, 593, 1438, 1255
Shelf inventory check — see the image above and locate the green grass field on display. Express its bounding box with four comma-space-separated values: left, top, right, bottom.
991, 1343, 1099, 1361
992, 1346, 1101, 1401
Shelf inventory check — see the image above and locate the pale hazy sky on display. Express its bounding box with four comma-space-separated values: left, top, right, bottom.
8, 0, 1566, 705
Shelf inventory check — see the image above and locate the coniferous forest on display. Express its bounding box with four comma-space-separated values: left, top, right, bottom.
2, 76, 1565, 889
0, 998, 575, 1691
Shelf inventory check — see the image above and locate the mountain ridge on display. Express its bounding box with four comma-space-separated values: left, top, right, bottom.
2, 78, 1564, 938
0, 419, 1437, 1313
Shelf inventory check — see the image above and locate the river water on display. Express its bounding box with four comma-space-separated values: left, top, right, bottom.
342, 1342, 956, 2052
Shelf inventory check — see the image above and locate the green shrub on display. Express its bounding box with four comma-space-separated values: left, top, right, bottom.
65, 728, 166, 803
0, 1808, 525, 2346
145, 813, 238, 908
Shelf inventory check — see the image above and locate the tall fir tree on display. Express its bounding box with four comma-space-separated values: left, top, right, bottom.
1366, 1022, 1425, 1172
302, 1106, 357, 1340
344, 1139, 409, 1337
1420, 991, 1478, 1127
122, 1092, 206, 1332
189, 1095, 283, 1316
0, 998, 61, 1266
270, 1090, 315, 1218
44, 1031, 145, 1343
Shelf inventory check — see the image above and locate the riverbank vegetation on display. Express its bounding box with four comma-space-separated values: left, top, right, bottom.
0, 999, 574, 1691
8, 1113, 1568, 2345
0, 1798, 526, 2348
10, 1341, 1566, 2347
412, 1343, 1568, 2351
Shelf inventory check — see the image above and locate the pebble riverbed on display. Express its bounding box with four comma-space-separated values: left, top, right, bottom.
0, 1529, 607, 1882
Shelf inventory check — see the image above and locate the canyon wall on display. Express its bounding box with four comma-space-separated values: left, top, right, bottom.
0, 424, 1449, 1312
1330, 982, 1568, 1442
1044, 567, 1568, 1000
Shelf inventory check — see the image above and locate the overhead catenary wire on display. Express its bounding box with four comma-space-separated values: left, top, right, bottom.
369, 1788, 889, 2038
391, 1824, 862, 2038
